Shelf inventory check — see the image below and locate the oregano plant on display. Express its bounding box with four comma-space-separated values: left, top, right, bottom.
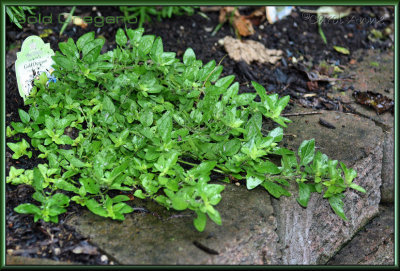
6, 28, 365, 231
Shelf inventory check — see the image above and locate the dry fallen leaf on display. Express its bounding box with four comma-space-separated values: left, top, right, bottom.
218, 7, 254, 37
349, 59, 357, 65
353, 90, 394, 114
245, 7, 266, 26
221, 36, 283, 65
233, 16, 255, 36
62, 13, 88, 28
306, 81, 319, 91
218, 7, 237, 24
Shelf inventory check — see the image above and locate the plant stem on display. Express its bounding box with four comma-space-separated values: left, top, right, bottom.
178, 159, 225, 174
60, 6, 76, 36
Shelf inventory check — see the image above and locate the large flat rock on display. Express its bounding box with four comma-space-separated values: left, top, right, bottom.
327, 204, 394, 265
66, 108, 384, 265
66, 184, 279, 265
274, 108, 384, 264
332, 49, 394, 203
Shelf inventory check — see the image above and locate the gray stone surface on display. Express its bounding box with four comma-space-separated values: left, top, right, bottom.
381, 127, 394, 203
66, 184, 280, 265
66, 108, 385, 265
6, 255, 79, 265
274, 108, 384, 264
327, 204, 394, 265
335, 49, 394, 203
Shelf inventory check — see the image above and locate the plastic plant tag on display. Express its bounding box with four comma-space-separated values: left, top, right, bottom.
266, 6, 294, 24
15, 36, 55, 100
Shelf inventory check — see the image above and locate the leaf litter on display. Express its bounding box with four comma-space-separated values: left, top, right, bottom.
352, 90, 394, 114
220, 36, 283, 65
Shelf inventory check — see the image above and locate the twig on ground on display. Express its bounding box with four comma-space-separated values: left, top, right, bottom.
281, 111, 322, 117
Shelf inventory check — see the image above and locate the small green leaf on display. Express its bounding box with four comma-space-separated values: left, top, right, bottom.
193, 212, 207, 232
215, 75, 235, 89
253, 160, 281, 174
333, 46, 350, 55
297, 182, 312, 207
328, 194, 348, 221
246, 174, 263, 190
251, 81, 268, 102
206, 206, 222, 225
77, 31, 95, 51
156, 111, 172, 142
116, 28, 128, 47
126, 28, 144, 44
139, 109, 153, 127
298, 139, 315, 166
52, 55, 74, 71
7, 139, 31, 159
340, 162, 357, 184
59, 38, 79, 59
103, 96, 115, 114
138, 35, 155, 56
82, 39, 104, 63
112, 195, 130, 203
183, 48, 196, 65
86, 199, 108, 217
79, 178, 100, 194
49, 193, 70, 207
133, 189, 146, 199
268, 127, 284, 142
349, 183, 366, 193
32, 167, 44, 192
261, 181, 291, 198
150, 37, 163, 62
18, 109, 30, 124
172, 196, 188, 210
222, 139, 241, 156
14, 203, 41, 215
55, 179, 79, 193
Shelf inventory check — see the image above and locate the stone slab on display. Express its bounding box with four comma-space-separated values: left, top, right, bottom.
272, 108, 384, 264
66, 184, 279, 265
327, 204, 395, 265
66, 107, 384, 265
331, 49, 394, 203
6, 255, 80, 265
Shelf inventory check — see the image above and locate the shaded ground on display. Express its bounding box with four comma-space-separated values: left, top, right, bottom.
5, 6, 395, 265
327, 204, 394, 265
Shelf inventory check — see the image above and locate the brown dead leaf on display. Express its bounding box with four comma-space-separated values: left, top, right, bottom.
222, 36, 283, 65
349, 59, 357, 65
353, 90, 394, 114
233, 16, 255, 36
219, 7, 238, 24
219, 7, 255, 37
306, 81, 319, 91
62, 13, 88, 28
245, 7, 266, 26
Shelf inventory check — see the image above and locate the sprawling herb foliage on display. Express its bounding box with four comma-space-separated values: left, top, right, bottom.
120, 6, 197, 28
7, 28, 365, 231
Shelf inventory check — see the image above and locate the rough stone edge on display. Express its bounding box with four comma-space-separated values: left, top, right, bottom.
5, 255, 81, 265
209, 214, 280, 264
381, 127, 394, 203
271, 139, 383, 265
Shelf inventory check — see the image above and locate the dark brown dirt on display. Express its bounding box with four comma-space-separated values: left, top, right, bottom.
5, 5, 394, 265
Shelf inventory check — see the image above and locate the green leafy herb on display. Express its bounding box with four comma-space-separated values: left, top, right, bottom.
6, 27, 363, 231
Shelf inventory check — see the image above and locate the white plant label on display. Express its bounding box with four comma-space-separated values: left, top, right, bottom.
15, 36, 55, 100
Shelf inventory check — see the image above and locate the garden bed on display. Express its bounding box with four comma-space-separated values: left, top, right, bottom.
5, 5, 394, 265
